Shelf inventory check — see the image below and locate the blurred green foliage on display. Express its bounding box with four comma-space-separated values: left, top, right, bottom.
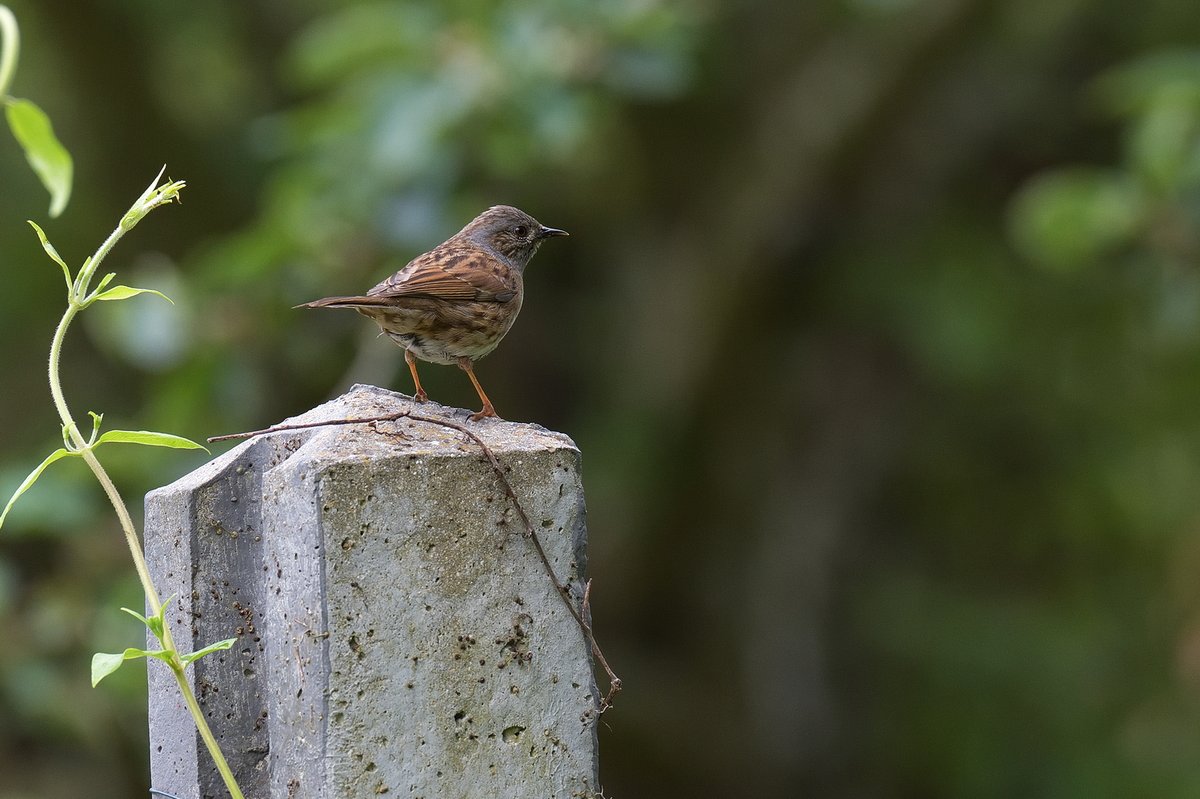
1011, 51, 1200, 272
4, 1, 1200, 798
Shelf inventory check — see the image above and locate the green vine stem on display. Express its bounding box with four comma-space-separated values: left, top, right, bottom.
1, 6, 238, 793
46, 176, 247, 799
0, 5, 18, 99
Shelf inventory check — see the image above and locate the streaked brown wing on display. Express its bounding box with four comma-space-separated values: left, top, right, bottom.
367, 246, 517, 303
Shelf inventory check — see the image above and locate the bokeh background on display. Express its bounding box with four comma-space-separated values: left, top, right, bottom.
3, 0, 1200, 796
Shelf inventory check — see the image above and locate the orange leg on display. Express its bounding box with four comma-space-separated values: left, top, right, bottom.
457, 357, 498, 420
405, 349, 428, 402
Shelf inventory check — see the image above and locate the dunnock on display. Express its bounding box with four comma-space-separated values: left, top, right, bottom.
299, 205, 568, 420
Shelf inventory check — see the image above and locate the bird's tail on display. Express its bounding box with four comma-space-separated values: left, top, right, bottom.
295, 295, 388, 310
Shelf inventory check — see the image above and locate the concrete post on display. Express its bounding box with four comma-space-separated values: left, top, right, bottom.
145, 385, 600, 798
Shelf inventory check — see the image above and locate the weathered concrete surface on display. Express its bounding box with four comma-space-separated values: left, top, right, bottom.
145, 431, 291, 798
145, 385, 599, 799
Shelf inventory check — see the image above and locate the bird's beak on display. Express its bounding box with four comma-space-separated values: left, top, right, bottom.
539, 226, 569, 238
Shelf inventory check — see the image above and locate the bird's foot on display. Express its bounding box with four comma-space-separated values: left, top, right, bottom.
413, 389, 428, 403
469, 405, 499, 422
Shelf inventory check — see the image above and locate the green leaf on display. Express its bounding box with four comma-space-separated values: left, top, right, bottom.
120, 596, 173, 643
95, 272, 116, 293
87, 411, 103, 443
1008, 168, 1146, 272
92, 285, 174, 304
5, 98, 73, 217
95, 429, 207, 452
149, 595, 172, 641
148, 610, 165, 640
27, 221, 72, 291
0, 448, 78, 530
180, 637, 237, 667
133, 165, 168, 210
120, 606, 151, 628
122, 606, 164, 642
121, 166, 186, 231
1092, 51, 1200, 118
91, 648, 171, 687
90, 653, 127, 687
120, 594, 173, 644
1127, 86, 1200, 193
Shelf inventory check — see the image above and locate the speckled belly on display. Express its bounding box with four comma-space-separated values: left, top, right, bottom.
361, 300, 520, 365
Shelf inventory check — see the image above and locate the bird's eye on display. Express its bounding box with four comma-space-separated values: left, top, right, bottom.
514, 225, 529, 238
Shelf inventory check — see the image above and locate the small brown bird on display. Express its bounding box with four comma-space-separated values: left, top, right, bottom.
299, 205, 568, 420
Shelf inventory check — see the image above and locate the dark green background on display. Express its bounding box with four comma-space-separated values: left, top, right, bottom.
3, 1, 1200, 797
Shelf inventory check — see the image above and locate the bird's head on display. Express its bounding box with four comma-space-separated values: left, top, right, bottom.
460, 205, 569, 269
